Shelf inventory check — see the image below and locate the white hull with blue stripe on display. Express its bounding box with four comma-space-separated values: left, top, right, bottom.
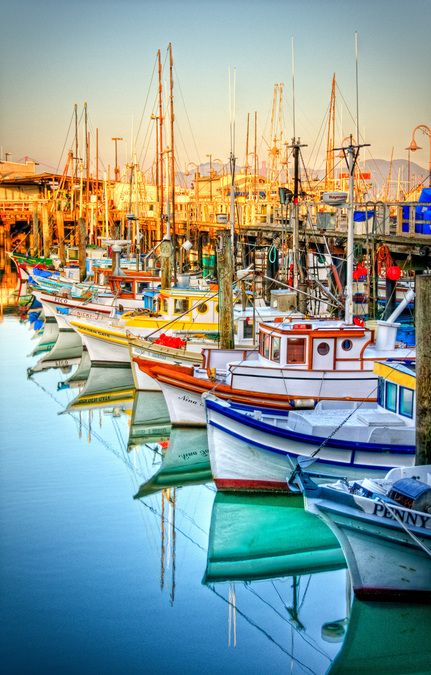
205, 395, 415, 492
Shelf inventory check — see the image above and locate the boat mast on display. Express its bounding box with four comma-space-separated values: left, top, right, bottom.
158, 49, 164, 242
169, 43, 177, 284
229, 67, 236, 251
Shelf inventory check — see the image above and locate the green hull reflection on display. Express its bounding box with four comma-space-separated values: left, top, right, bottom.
204, 493, 346, 583
330, 600, 431, 674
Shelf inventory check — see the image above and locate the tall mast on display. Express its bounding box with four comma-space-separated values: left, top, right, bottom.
336, 136, 370, 323
169, 42, 177, 283
229, 67, 236, 249
245, 112, 250, 197
74, 103, 78, 181
326, 74, 336, 190
158, 49, 164, 236
254, 111, 257, 199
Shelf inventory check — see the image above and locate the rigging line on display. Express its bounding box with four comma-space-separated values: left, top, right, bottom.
207, 584, 317, 674
307, 101, 330, 173
173, 63, 201, 165
55, 109, 75, 175
303, 345, 416, 460
135, 54, 158, 150
247, 582, 332, 661
29, 376, 145, 476
378, 498, 431, 557
137, 91, 159, 167
137, 498, 207, 552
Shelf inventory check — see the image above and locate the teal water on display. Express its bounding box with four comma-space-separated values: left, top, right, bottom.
1, 316, 430, 674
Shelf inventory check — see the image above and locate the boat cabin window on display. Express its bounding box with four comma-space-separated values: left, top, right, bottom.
174, 298, 189, 314
263, 333, 271, 359
197, 302, 208, 314
399, 386, 414, 418
120, 281, 132, 293
243, 319, 254, 339
286, 337, 306, 364
317, 342, 330, 356
271, 336, 281, 362
137, 282, 148, 294
341, 339, 353, 351
377, 377, 385, 406
385, 380, 397, 413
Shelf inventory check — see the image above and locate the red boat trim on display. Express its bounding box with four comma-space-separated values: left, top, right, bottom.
355, 587, 431, 603
215, 478, 292, 492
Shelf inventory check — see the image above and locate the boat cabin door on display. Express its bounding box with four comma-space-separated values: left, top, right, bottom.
312, 338, 335, 370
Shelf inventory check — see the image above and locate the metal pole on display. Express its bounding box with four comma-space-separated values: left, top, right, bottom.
345, 140, 355, 324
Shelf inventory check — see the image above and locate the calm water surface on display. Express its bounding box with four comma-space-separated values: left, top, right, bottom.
1, 315, 430, 674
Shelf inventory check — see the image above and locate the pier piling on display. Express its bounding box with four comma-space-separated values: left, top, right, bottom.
415, 273, 431, 465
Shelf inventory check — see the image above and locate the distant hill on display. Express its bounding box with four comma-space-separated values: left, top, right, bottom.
363, 158, 428, 197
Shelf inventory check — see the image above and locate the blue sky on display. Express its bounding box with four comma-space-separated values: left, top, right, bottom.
1, 0, 430, 177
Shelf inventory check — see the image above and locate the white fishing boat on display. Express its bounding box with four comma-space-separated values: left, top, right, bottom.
295, 463, 431, 601
148, 311, 415, 426
205, 361, 416, 491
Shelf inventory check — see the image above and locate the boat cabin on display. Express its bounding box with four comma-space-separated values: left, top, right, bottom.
257, 320, 374, 371
375, 361, 416, 421
92, 267, 161, 300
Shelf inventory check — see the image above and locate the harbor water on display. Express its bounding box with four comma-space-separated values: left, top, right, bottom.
1, 315, 430, 674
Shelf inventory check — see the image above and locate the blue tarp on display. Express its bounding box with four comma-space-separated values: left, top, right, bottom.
354, 210, 375, 222
32, 267, 59, 279
402, 188, 431, 234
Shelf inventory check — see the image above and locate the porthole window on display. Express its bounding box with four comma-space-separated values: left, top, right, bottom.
317, 342, 330, 356
341, 339, 353, 351
215, 304, 219, 314
197, 303, 208, 314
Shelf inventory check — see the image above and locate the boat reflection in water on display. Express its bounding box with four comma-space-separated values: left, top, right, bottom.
63, 362, 135, 413
27, 321, 82, 376
57, 349, 91, 390
204, 492, 349, 668
329, 599, 431, 673
133, 426, 210, 498
131, 424, 211, 605
128, 390, 171, 451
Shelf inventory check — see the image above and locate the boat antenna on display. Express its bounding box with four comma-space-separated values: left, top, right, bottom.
229, 67, 236, 248
355, 31, 359, 145
291, 36, 296, 139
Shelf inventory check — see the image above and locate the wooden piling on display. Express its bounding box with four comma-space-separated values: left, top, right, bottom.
78, 217, 87, 281
41, 206, 50, 258
32, 209, 40, 257
217, 230, 234, 349
56, 212, 66, 266
415, 273, 431, 465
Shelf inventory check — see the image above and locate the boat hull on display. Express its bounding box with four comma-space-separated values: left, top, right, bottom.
206, 400, 415, 493
316, 505, 431, 600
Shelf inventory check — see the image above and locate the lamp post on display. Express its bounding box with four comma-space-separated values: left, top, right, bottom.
111, 137, 123, 182
407, 124, 431, 188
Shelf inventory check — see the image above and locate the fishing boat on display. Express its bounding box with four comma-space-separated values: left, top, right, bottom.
204, 361, 416, 491
294, 464, 431, 601
148, 311, 415, 426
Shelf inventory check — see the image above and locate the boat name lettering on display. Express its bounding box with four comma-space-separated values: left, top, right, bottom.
178, 394, 203, 407
372, 502, 430, 528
